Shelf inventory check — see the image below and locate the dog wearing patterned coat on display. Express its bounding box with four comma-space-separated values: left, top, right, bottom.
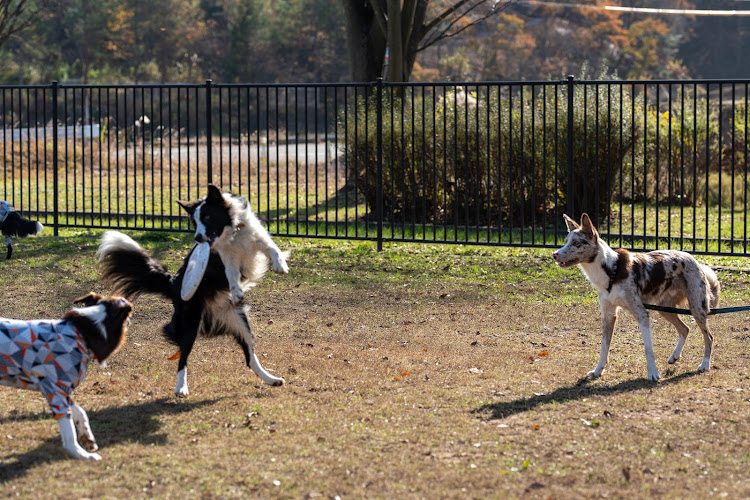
0, 293, 132, 460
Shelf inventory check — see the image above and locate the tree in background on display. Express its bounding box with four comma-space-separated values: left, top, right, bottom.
453, 0, 692, 81
342, 0, 508, 82
0, 0, 47, 48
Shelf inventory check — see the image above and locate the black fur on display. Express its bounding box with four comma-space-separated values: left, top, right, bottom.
1, 211, 43, 259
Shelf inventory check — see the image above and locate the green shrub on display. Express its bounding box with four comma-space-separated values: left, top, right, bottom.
342, 77, 639, 226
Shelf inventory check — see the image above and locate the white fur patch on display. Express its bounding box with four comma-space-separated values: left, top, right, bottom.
175, 367, 189, 397
75, 304, 108, 340
193, 203, 208, 242
97, 230, 143, 258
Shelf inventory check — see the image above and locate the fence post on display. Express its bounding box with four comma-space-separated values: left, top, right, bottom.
376, 77, 383, 252
205, 79, 213, 187
566, 75, 575, 217
52, 81, 59, 237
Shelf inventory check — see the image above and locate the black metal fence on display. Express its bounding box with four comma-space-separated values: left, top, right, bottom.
1, 78, 748, 255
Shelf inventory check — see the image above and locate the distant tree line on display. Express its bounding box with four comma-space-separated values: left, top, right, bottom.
1, 0, 749, 85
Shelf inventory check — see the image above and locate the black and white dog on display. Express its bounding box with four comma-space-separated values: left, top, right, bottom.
96, 185, 289, 397
0, 293, 132, 460
553, 214, 720, 382
0, 201, 44, 259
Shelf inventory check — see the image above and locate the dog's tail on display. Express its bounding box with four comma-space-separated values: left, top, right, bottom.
96, 231, 174, 300
701, 264, 721, 310
1, 212, 43, 238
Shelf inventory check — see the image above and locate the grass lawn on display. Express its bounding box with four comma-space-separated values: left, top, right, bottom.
0, 231, 748, 498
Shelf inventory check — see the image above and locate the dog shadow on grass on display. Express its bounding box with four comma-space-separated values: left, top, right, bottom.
474, 370, 701, 420
0, 397, 218, 482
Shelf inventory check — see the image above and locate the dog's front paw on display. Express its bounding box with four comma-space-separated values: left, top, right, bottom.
272, 256, 289, 275
230, 288, 244, 306
667, 354, 680, 364
67, 448, 102, 460
586, 368, 603, 379
697, 360, 710, 372
79, 434, 98, 452
647, 369, 661, 382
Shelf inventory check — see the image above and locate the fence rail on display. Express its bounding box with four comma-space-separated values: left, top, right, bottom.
1, 78, 748, 255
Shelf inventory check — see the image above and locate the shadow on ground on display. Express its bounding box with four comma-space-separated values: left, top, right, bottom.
474, 370, 700, 420
0, 397, 218, 482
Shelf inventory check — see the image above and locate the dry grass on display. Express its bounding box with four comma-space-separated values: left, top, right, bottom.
0, 233, 748, 498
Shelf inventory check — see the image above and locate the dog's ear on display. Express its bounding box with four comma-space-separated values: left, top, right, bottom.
206, 184, 224, 204
177, 199, 201, 215
580, 213, 599, 241
563, 214, 579, 233
73, 292, 103, 307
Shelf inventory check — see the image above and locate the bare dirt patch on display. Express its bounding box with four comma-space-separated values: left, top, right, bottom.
0, 235, 748, 498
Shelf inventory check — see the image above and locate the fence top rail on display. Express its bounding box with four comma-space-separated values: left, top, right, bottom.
5, 77, 750, 91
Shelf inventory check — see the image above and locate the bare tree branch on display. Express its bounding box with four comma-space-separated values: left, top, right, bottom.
0, 0, 47, 48
418, 0, 509, 53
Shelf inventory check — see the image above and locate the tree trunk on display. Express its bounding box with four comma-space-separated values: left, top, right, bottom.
385, 0, 403, 82
341, 0, 386, 82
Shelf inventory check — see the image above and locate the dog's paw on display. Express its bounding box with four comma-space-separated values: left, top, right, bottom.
647, 369, 661, 382
667, 354, 680, 364
79, 435, 98, 452
175, 386, 190, 398
272, 257, 289, 275
697, 361, 710, 372
69, 448, 101, 460
230, 289, 244, 306
586, 369, 602, 379
267, 376, 285, 387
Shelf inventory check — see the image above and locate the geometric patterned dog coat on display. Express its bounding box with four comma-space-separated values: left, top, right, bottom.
0, 318, 90, 419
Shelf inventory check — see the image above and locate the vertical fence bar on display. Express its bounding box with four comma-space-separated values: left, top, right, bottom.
376, 78, 384, 251
52, 81, 59, 236
206, 80, 213, 186
566, 75, 574, 217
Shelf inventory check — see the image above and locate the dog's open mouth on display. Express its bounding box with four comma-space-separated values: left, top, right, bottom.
557, 259, 579, 269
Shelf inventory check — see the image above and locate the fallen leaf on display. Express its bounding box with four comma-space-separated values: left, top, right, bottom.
401, 371, 411, 376
538, 350, 549, 357
531, 424, 540, 430
393, 376, 403, 381
168, 351, 181, 361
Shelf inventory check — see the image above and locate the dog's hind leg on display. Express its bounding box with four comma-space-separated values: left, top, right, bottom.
71, 402, 98, 452
166, 312, 200, 397
5, 236, 11, 259
58, 414, 101, 460
687, 273, 715, 372
175, 331, 198, 397
660, 312, 690, 364
588, 306, 617, 378
690, 309, 714, 373
234, 306, 284, 386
